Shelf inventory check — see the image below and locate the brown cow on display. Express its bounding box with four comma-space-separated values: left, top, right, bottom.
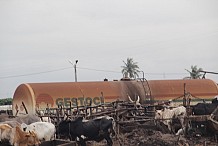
0, 123, 12, 142
10, 126, 40, 146
1, 120, 21, 128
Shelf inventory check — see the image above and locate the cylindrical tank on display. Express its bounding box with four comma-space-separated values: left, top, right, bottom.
12, 80, 147, 115
12, 79, 218, 116
149, 79, 218, 101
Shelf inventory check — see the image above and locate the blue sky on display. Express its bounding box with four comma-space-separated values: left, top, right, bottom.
0, 0, 218, 98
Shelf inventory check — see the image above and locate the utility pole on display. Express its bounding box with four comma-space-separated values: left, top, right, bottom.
69, 60, 78, 82
74, 60, 78, 82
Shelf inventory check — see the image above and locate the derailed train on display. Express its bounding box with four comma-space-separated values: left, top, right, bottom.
12, 79, 218, 116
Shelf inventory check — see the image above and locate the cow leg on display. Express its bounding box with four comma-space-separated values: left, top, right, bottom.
104, 134, 113, 146
77, 136, 86, 146
79, 140, 86, 146
0, 129, 1, 142
177, 117, 186, 135
108, 126, 115, 137
78, 141, 86, 146
111, 128, 115, 137
166, 121, 172, 133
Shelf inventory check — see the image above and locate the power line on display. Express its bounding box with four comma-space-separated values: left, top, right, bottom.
78, 67, 121, 73
0, 66, 121, 79
0, 65, 187, 79
0, 67, 73, 79
77, 67, 187, 76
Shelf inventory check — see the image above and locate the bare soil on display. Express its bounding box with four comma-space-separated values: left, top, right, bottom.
87, 125, 218, 146
115, 128, 218, 146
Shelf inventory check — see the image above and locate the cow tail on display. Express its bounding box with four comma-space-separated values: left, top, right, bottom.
99, 119, 104, 136
68, 122, 73, 141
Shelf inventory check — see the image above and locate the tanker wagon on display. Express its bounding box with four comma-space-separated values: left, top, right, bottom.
12, 79, 218, 116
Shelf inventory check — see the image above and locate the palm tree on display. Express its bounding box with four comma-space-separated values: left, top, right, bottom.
185, 65, 203, 79
121, 58, 140, 79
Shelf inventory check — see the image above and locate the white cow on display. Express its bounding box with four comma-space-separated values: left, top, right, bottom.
21, 121, 56, 141
155, 108, 174, 132
155, 106, 187, 135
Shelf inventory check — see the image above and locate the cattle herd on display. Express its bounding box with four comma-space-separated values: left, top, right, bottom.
0, 97, 218, 146
0, 113, 116, 146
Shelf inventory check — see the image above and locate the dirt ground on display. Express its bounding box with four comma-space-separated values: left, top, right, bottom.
114, 128, 218, 146
87, 124, 218, 146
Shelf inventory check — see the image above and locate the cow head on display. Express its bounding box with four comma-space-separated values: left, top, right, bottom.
26, 131, 41, 146
154, 110, 163, 120
94, 116, 116, 137
128, 95, 141, 106
212, 95, 218, 104
57, 115, 83, 140
154, 109, 163, 127
12, 126, 40, 146
21, 123, 28, 132
57, 118, 71, 140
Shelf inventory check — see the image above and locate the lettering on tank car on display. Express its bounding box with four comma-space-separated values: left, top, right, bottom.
55, 97, 104, 107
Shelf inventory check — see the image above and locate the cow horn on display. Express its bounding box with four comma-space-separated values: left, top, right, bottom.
128, 95, 134, 103
63, 113, 68, 121
137, 96, 140, 103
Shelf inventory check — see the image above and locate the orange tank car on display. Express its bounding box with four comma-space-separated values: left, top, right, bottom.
12, 79, 218, 116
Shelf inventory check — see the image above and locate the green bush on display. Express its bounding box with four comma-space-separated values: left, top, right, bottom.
0, 98, 12, 105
